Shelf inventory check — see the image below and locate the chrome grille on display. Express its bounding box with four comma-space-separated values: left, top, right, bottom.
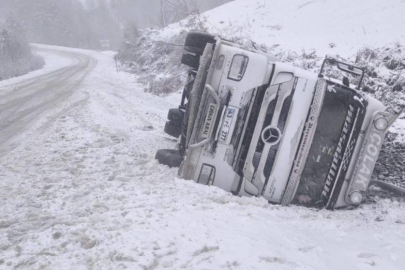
253, 98, 277, 170
263, 93, 293, 178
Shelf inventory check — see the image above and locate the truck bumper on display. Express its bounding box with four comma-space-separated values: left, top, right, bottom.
344, 108, 404, 205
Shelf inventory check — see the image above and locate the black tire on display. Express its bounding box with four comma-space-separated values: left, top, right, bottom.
167, 108, 184, 124
155, 149, 183, 168
184, 32, 215, 55
164, 121, 182, 138
181, 52, 200, 69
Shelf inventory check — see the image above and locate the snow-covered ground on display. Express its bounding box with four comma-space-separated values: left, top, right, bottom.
1, 0, 405, 269
0, 46, 404, 270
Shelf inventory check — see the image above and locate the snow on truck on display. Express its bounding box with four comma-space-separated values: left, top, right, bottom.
155, 32, 404, 209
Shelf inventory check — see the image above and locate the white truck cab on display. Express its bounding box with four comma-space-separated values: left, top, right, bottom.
156, 32, 403, 209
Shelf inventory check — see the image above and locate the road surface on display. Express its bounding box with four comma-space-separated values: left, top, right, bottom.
0, 47, 97, 156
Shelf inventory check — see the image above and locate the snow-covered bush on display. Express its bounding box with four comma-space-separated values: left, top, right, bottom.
116, 28, 187, 95
354, 43, 405, 107
116, 13, 212, 95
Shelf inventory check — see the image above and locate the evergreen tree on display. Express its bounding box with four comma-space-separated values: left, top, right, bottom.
0, 12, 43, 81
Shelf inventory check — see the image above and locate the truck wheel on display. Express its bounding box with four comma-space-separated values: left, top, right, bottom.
155, 149, 183, 168
168, 108, 184, 125
181, 52, 200, 70
164, 121, 182, 138
184, 32, 215, 55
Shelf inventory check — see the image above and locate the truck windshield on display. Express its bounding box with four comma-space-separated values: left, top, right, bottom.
293, 84, 361, 207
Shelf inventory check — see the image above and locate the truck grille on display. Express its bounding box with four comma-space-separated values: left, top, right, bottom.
263, 146, 278, 178
235, 85, 267, 176
278, 94, 293, 131
262, 78, 298, 179
263, 90, 294, 179
253, 98, 277, 170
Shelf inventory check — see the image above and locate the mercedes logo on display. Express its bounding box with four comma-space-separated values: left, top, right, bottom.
261, 126, 281, 145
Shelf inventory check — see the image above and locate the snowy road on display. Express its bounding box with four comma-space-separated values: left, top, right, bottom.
0, 47, 97, 156
0, 46, 404, 270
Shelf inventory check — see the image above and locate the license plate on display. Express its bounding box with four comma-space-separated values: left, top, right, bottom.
201, 103, 217, 138
219, 107, 236, 143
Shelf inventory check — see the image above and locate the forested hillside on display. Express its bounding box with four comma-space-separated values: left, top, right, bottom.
10, 0, 121, 49
0, 13, 44, 81
1, 0, 231, 51
0, 0, 230, 81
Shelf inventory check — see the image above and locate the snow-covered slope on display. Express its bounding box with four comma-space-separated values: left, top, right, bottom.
162, 0, 405, 57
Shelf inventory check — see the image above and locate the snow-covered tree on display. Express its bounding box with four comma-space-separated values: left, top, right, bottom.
160, 0, 199, 27
123, 21, 140, 43
0, 12, 44, 81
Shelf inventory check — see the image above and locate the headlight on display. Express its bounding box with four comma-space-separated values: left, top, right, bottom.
228, 55, 249, 81
374, 117, 388, 131
349, 191, 363, 205
198, 165, 215, 185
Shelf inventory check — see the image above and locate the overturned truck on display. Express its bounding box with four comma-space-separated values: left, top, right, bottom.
156, 32, 404, 209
